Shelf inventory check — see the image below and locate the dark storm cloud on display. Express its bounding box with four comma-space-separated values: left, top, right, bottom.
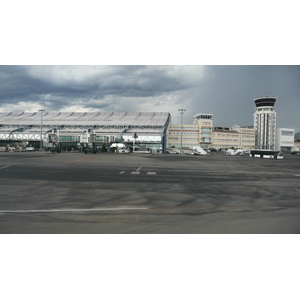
0, 66, 44, 101
186, 66, 300, 131
0, 66, 86, 102
0, 65, 189, 106
99, 69, 183, 97
0, 66, 88, 103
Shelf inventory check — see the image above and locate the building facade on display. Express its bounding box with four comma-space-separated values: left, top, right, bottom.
167, 113, 213, 151
167, 124, 199, 150
212, 125, 255, 150
253, 96, 277, 150
275, 128, 295, 152
167, 112, 255, 151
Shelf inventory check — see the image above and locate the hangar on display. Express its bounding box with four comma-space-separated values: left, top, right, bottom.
0, 111, 171, 153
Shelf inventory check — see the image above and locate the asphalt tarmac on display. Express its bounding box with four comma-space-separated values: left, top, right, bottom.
0, 151, 300, 233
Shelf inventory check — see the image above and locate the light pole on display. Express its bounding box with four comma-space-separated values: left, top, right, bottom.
178, 109, 186, 154
39, 109, 45, 152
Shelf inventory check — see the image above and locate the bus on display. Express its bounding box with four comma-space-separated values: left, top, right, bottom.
250, 149, 283, 159
133, 147, 152, 154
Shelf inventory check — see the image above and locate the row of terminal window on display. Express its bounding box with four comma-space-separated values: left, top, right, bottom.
169, 132, 199, 135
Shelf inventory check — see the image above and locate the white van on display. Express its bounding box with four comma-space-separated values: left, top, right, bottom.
115, 148, 130, 154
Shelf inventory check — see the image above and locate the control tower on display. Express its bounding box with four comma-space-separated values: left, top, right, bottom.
253, 96, 277, 150
194, 113, 213, 149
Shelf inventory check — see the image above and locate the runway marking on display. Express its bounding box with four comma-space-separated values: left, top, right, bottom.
0, 203, 295, 215
0, 207, 149, 214
120, 171, 157, 175
0, 165, 10, 170
147, 203, 295, 211
60, 157, 98, 165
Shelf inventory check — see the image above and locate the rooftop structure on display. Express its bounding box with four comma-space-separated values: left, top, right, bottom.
254, 96, 276, 107
212, 126, 255, 149
0, 111, 169, 128
0, 111, 171, 152
193, 113, 213, 120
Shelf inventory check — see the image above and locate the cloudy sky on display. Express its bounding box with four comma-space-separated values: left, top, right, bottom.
0, 65, 299, 132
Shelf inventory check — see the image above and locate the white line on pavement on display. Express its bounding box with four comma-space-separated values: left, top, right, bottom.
0, 165, 10, 170
0, 207, 149, 214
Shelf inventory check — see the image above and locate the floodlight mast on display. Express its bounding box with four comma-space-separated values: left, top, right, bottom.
178, 109, 186, 154
39, 109, 45, 152
133, 132, 138, 152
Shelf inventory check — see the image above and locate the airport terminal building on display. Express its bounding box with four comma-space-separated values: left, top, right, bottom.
167, 113, 256, 151
0, 111, 171, 152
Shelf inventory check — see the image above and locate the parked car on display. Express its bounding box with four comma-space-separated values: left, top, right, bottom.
168, 150, 180, 154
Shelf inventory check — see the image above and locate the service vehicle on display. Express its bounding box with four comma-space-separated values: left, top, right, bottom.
226, 149, 245, 156
250, 149, 283, 159
133, 147, 152, 154
115, 148, 130, 154
190, 146, 208, 155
